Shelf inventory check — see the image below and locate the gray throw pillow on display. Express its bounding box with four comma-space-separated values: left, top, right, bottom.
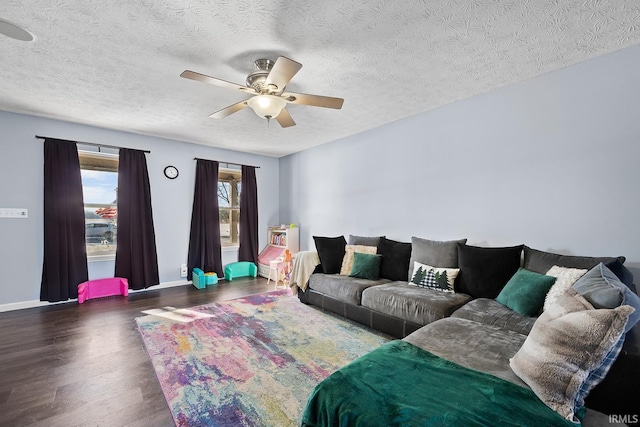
572, 263, 640, 333
348, 234, 383, 247
510, 289, 633, 422
407, 237, 467, 280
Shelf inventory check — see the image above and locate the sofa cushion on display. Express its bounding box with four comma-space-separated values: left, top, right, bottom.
404, 317, 527, 387
348, 234, 383, 246
407, 237, 467, 280
510, 289, 633, 422
523, 246, 625, 275
456, 244, 523, 299
451, 298, 537, 335
408, 261, 459, 292
308, 273, 389, 305
376, 237, 412, 281
339, 245, 377, 276
313, 235, 347, 274
496, 268, 556, 317
349, 253, 382, 280
572, 263, 640, 333
361, 282, 472, 325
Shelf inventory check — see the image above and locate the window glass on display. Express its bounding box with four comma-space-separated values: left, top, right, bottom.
218, 168, 241, 247
79, 150, 118, 258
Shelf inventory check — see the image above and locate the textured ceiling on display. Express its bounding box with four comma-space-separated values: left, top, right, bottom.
1, 1, 640, 157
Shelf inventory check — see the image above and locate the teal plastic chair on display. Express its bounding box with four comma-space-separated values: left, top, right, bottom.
224, 262, 258, 281
192, 268, 218, 289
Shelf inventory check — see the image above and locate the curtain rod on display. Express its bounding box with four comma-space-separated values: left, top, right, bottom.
35, 135, 150, 153
194, 157, 260, 169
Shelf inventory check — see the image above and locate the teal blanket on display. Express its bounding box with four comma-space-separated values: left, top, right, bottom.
302, 340, 578, 427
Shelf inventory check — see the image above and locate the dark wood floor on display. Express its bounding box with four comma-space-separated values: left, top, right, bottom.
0, 278, 273, 427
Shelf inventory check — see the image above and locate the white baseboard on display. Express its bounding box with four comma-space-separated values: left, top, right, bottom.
0, 299, 59, 313
131, 279, 191, 291
0, 279, 192, 313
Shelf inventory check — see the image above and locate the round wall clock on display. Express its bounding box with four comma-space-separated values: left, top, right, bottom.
164, 165, 179, 179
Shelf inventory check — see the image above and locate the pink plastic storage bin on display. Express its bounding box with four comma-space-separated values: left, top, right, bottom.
77, 277, 129, 303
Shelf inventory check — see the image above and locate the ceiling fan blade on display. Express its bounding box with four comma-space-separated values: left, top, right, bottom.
275, 108, 296, 128
209, 99, 251, 119
282, 92, 344, 109
181, 70, 256, 94
265, 57, 302, 92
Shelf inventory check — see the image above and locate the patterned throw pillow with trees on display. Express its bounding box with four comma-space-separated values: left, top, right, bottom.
409, 261, 460, 293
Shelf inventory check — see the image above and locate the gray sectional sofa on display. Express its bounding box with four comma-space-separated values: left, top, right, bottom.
297, 235, 640, 424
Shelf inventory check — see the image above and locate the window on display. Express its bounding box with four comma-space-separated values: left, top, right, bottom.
78, 149, 119, 258
218, 168, 241, 247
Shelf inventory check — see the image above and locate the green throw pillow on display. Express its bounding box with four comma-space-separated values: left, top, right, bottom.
496, 268, 556, 316
350, 252, 382, 280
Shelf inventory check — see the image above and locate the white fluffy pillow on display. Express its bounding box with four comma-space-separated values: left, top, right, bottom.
543, 265, 587, 311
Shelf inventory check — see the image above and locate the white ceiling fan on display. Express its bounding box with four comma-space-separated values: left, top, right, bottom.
181, 56, 344, 128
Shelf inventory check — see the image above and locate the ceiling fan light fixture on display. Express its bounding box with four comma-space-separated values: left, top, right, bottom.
247, 95, 286, 120
180, 56, 343, 128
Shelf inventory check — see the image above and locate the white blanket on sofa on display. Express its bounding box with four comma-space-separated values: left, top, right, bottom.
289, 251, 320, 294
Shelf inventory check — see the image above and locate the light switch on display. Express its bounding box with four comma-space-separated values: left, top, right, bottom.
0, 208, 28, 218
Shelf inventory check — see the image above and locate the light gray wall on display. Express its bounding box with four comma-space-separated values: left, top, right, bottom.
0, 111, 279, 306
279, 44, 640, 279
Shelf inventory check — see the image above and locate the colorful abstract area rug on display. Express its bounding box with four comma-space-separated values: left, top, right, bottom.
136, 290, 390, 426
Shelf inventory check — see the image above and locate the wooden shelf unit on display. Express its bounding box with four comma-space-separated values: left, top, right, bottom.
267, 226, 299, 251
257, 226, 299, 278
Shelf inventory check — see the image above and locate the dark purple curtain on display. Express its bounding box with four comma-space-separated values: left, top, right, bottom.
238, 165, 259, 265
40, 139, 88, 302
114, 149, 159, 290
187, 159, 223, 279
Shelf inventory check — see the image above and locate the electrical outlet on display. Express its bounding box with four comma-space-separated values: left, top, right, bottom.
180, 263, 188, 278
